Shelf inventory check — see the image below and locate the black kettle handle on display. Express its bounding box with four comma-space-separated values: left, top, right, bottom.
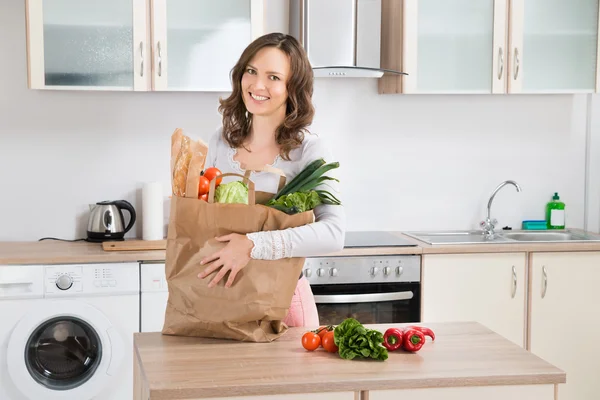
113, 200, 136, 234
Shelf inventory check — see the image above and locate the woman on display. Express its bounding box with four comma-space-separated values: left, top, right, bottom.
197, 32, 346, 327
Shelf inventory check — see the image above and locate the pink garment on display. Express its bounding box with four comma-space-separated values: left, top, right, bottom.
283, 277, 320, 328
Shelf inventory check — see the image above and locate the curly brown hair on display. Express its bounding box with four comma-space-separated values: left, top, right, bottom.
218, 32, 315, 161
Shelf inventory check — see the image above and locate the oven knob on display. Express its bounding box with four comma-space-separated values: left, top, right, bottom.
330, 268, 338, 277
55, 274, 73, 290
317, 268, 326, 277
384, 266, 392, 276
304, 268, 312, 278
370, 267, 379, 276
396, 266, 404, 276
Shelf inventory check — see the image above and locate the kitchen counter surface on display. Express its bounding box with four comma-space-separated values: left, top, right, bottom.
0, 241, 168, 265
133, 321, 565, 399
2, 229, 600, 265
0, 239, 422, 265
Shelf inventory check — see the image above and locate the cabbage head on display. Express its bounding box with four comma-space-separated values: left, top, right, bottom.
214, 181, 248, 204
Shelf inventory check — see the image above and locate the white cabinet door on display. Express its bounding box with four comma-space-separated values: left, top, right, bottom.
530, 252, 600, 400
151, 0, 264, 91
508, 0, 600, 93
402, 0, 506, 94
26, 0, 149, 90
421, 253, 526, 347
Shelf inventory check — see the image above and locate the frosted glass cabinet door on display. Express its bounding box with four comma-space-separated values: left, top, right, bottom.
151, 0, 264, 91
403, 0, 506, 94
26, 0, 149, 90
509, 0, 600, 93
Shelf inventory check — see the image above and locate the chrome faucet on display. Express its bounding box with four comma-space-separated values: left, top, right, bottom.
480, 180, 522, 239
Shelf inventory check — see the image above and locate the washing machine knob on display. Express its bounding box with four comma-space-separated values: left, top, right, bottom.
56, 274, 73, 290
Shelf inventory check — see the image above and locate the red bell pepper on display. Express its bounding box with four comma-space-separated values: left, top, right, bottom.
402, 328, 425, 352
405, 325, 435, 341
383, 328, 403, 351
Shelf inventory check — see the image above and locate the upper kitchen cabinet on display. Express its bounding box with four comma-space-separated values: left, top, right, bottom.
380, 0, 505, 94
509, 0, 600, 93
380, 0, 600, 94
25, 0, 265, 91
151, 0, 264, 91
26, 0, 149, 90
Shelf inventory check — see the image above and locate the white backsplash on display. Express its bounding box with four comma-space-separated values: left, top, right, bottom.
0, 0, 598, 241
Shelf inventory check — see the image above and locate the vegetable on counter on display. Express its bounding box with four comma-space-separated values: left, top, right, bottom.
321, 331, 339, 353
383, 328, 404, 351
266, 158, 342, 215
402, 328, 425, 352
333, 318, 388, 361
301, 331, 321, 351
405, 325, 436, 341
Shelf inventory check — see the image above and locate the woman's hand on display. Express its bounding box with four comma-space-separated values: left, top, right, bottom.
197, 233, 254, 288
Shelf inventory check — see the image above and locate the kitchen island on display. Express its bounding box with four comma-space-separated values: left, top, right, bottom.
133, 321, 564, 400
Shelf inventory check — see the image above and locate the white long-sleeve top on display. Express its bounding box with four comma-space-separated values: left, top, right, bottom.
204, 127, 346, 260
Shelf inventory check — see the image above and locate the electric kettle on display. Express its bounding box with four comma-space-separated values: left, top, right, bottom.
86, 200, 136, 242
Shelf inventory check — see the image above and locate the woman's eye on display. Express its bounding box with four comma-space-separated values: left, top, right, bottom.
269, 75, 280, 81
246, 68, 256, 74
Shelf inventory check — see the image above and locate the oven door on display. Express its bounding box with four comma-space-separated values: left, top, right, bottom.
311, 282, 421, 325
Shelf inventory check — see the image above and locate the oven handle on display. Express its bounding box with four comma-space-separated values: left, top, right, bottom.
313, 291, 414, 304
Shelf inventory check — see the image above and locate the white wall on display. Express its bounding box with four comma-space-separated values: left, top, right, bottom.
0, 0, 595, 242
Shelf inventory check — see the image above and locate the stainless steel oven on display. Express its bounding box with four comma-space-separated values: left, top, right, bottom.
303, 255, 421, 325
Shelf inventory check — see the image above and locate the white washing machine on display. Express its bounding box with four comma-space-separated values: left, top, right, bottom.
140, 262, 168, 332
0, 262, 139, 400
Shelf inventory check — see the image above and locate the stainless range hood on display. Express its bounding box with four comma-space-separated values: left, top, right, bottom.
289, 0, 406, 78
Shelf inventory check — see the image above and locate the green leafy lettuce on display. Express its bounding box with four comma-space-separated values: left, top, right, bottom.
214, 181, 248, 204
333, 318, 388, 361
266, 190, 322, 214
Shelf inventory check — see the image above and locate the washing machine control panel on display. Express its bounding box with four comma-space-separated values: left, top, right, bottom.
45, 266, 83, 293
44, 263, 139, 295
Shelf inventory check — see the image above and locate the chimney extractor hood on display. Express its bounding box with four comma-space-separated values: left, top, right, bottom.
289, 0, 407, 78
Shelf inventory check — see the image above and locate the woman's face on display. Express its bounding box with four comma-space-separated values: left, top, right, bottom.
241, 46, 290, 118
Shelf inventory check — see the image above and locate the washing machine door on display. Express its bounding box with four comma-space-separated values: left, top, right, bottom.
6, 300, 124, 400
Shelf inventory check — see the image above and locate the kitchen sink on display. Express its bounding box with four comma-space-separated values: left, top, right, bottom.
403, 229, 600, 245
501, 230, 600, 242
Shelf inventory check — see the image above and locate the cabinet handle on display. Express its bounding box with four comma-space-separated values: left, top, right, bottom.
542, 266, 548, 298
139, 41, 144, 77
157, 41, 162, 77
497, 47, 504, 80
513, 48, 520, 80
511, 265, 517, 298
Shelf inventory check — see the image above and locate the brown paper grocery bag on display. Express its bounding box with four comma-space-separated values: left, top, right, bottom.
162, 171, 314, 342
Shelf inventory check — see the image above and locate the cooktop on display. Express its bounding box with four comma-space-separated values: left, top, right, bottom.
343, 231, 418, 248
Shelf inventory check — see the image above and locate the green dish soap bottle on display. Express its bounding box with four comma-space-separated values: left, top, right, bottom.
546, 192, 565, 229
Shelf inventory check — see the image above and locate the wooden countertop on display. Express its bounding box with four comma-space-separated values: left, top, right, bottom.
0, 239, 421, 265
133, 321, 565, 399
3, 229, 600, 265
0, 241, 167, 265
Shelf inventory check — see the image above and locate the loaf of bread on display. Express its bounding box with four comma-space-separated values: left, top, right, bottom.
170, 128, 208, 198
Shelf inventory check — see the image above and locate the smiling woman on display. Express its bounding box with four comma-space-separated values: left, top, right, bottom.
197, 33, 346, 328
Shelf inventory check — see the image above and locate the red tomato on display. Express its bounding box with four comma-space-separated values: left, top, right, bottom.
316, 325, 332, 346
199, 193, 208, 202
197, 176, 210, 197
203, 167, 222, 186
321, 331, 338, 353
301, 332, 321, 351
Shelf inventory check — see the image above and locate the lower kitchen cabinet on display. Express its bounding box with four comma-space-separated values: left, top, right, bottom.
530, 251, 600, 400
421, 253, 526, 347
367, 384, 555, 400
